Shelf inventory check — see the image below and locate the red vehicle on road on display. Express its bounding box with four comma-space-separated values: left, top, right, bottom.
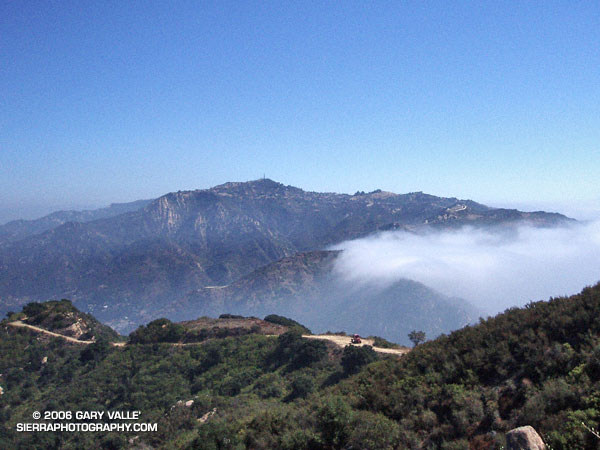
350, 334, 362, 344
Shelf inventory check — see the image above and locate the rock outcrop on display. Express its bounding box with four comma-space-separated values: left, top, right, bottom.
506, 425, 546, 450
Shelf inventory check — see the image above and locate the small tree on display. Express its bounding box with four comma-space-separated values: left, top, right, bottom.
287, 374, 315, 400
79, 338, 110, 363
317, 396, 354, 448
408, 330, 426, 347
341, 345, 378, 375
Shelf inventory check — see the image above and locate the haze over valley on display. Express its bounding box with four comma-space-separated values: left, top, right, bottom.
1, 178, 592, 345
332, 220, 600, 315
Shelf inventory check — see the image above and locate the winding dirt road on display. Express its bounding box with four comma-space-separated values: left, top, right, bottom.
7, 321, 410, 356
7, 321, 125, 346
8, 321, 94, 344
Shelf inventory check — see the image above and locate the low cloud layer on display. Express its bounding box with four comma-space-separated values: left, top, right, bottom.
331, 221, 600, 315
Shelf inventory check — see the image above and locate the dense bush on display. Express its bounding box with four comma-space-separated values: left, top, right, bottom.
341, 345, 378, 374
79, 338, 110, 363
369, 335, 401, 348
22, 301, 46, 318
128, 318, 185, 343
218, 313, 245, 319
271, 330, 328, 370
287, 373, 315, 400
264, 314, 311, 334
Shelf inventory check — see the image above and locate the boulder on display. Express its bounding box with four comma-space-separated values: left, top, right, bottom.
506, 426, 545, 450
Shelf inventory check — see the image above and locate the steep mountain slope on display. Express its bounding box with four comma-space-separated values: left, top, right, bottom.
0, 179, 569, 330
181, 251, 342, 316
308, 281, 600, 449
171, 250, 478, 345
0, 199, 150, 244
0, 301, 344, 450
10, 299, 121, 342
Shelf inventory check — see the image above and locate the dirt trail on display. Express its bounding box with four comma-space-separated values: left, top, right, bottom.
7, 321, 124, 346
7, 321, 410, 356
303, 334, 410, 356
8, 321, 93, 344
8, 321, 268, 348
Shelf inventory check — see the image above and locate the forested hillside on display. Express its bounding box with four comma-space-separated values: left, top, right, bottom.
186, 282, 600, 449
2, 282, 600, 448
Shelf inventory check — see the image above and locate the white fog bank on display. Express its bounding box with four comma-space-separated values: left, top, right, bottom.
331, 221, 600, 315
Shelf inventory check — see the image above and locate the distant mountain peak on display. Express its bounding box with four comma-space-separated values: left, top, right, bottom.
0, 180, 573, 333
160, 179, 294, 202
210, 178, 296, 196
213, 178, 283, 189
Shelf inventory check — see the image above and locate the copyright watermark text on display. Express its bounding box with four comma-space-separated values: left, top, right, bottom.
17, 410, 157, 433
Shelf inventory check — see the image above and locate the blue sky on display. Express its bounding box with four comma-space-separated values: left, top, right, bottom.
1, 1, 599, 223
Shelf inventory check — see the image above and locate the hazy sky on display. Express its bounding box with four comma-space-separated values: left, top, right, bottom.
1, 1, 599, 223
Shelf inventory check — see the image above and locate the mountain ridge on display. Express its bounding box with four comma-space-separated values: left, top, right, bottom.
0, 179, 570, 333
167, 249, 480, 345
0, 199, 151, 244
